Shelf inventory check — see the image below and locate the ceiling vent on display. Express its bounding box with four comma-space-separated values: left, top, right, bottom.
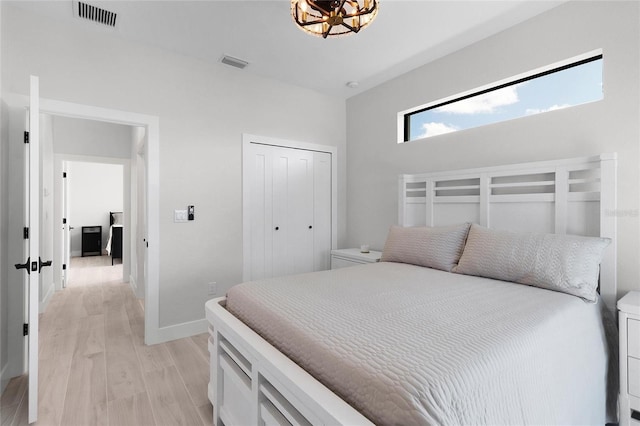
221, 55, 249, 70
73, 1, 118, 28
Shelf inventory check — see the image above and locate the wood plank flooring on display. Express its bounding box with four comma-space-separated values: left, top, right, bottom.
1, 256, 212, 426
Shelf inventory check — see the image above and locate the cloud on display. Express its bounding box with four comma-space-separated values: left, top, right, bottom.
525, 104, 571, 115
419, 122, 458, 138
435, 85, 520, 114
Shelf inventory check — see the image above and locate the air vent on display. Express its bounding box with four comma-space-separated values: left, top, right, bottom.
221, 55, 249, 70
74, 1, 117, 27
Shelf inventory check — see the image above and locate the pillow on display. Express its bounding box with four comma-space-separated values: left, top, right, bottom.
454, 224, 610, 302
112, 212, 123, 225
380, 223, 471, 272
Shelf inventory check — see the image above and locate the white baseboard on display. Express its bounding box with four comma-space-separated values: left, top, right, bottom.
129, 275, 138, 296
0, 362, 8, 394
70, 250, 81, 257
147, 318, 208, 345
39, 282, 55, 313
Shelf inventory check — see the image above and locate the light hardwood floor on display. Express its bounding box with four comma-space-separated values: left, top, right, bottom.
1, 256, 212, 426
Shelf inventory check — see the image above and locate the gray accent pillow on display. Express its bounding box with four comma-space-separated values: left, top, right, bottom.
454, 224, 611, 302
381, 223, 471, 272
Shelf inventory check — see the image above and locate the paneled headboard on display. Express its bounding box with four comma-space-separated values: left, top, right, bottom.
398, 154, 617, 310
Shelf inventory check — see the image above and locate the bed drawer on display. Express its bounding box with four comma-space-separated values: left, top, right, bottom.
219, 353, 252, 426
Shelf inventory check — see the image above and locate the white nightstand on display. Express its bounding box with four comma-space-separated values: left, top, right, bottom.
330, 248, 382, 270
619, 291, 640, 426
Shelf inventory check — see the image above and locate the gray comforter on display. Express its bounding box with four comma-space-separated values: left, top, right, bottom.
226, 262, 617, 425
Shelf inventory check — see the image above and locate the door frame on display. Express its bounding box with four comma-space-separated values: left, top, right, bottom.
53, 155, 131, 289
241, 133, 338, 282
3, 93, 162, 347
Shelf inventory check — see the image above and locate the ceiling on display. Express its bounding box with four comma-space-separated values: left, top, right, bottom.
10, 0, 566, 99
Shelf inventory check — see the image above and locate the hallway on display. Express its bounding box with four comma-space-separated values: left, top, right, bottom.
1, 256, 211, 426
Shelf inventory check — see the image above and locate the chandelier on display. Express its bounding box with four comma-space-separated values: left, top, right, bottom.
291, 0, 379, 38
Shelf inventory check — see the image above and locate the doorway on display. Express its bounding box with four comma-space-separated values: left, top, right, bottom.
3, 92, 161, 390
63, 160, 125, 275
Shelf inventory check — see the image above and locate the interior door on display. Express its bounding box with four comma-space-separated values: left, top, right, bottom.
22, 75, 40, 424
137, 138, 147, 299
246, 142, 332, 281
62, 162, 70, 288
286, 148, 314, 275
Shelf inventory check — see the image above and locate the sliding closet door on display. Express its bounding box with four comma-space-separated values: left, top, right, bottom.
245, 142, 332, 281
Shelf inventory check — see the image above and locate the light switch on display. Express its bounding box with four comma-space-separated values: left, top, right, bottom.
174, 209, 188, 223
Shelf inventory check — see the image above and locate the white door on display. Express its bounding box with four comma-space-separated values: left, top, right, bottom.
137, 138, 147, 299
62, 163, 70, 288
246, 142, 331, 281
15, 75, 41, 424
283, 148, 314, 275
312, 151, 332, 271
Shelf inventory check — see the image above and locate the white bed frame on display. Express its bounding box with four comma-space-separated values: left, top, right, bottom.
205, 153, 617, 425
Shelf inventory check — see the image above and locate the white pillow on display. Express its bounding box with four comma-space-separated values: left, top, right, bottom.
381, 223, 471, 272
454, 224, 610, 302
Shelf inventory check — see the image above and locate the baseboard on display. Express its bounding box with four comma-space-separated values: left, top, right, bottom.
0, 362, 9, 394
129, 275, 137, 296
70, 250, 81, 257
39, 282, 55, 313
147, 318, 208, 345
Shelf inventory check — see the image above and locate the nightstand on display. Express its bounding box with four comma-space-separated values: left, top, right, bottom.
330, 248, 381, 270
619, 291, 640, 426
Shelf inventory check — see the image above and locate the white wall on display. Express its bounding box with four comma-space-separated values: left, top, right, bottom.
1, 3, 347, 331
67, 161, 123, 256
346, 1, 640, 298
53, 115, 132, 159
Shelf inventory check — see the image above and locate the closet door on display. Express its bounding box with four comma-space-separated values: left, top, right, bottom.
248, 144, 274, 280
272, 147, 314, 277
313, 151, 332, 271
246, 142, 332, 281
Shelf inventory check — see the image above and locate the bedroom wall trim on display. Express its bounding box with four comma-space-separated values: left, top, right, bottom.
0, 363, 8, 395
129, 274, 142, 299
155, 318, 207, 343
398, 153, 617, 310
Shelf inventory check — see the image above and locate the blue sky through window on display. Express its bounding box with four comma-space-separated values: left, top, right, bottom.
407, 58, 603, 141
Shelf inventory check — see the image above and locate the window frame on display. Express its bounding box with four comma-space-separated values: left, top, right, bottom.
398, 49, 603, 143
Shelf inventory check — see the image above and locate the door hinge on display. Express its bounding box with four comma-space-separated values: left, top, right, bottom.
62, 264, 67, 270
23, 323, 28, 336
63, 172, 67, 178
23, 227, 29, 239
24, 131, 29, 144
63, 218, 67, 224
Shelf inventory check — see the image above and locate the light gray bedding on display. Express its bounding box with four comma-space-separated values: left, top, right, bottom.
226, 262, 617, 425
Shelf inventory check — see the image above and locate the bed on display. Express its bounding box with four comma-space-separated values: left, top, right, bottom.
205, 154, 618, 425
106, 211, 123, 265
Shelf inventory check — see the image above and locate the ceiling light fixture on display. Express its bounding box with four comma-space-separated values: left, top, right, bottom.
291, 0, 379, 39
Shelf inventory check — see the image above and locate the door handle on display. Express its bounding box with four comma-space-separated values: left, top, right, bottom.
15, 257, 31, 275
39, 257, 52, 272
